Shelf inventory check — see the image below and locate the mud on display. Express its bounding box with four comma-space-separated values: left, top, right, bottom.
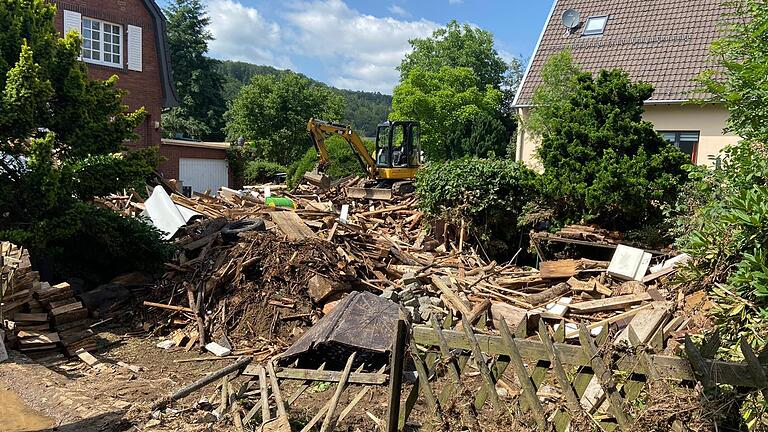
0, 388, 55, 432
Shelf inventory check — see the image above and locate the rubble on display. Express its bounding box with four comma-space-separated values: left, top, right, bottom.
3, 176, 715, 431
1, 242, 97, 359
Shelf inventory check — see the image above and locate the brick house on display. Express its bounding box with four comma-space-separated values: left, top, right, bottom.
53, 0, 231, 193
513, 0, 740, 168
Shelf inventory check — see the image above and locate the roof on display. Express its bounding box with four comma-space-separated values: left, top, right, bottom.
514, 0, 730, 106
141, 0, 179, 108
161, 139, 230, 150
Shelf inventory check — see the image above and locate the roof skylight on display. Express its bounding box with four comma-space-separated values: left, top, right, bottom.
582, 15, 608, 36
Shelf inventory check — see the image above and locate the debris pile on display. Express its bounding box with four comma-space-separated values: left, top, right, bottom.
1, 242, 96, 360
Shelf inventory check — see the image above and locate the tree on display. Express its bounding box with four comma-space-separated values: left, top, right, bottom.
444, 113, 510, 159
697, 0, 768, 144
163, 0, 226, 141
0, 0, 171, 282
531, 53, 690, 229
399, 20, 509, 90
224, 72, 344, 165
390, 66, 502, 161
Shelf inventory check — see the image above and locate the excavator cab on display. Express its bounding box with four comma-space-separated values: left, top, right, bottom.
374, 121, 420, 180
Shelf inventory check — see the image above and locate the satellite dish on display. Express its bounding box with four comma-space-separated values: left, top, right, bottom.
561, 8, 581, 29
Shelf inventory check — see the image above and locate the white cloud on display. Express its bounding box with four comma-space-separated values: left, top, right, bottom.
284, 0, 438, 93
206, 0, 293, 68
388, 4, 409, 17
448, 0, 463, 4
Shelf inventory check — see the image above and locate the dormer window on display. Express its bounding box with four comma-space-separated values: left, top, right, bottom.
582, 15, 608, 36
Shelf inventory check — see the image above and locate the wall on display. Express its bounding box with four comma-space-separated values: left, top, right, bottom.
53, 0, 163, 148
158, 142, 232, 188
642, 104, 740, 165
516, 103, 739, 168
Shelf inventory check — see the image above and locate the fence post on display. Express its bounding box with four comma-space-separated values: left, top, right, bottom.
387, 318, 408, 432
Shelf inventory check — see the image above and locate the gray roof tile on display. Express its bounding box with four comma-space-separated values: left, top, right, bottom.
514, 0, 730, 105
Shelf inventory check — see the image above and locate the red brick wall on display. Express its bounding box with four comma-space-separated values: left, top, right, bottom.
158, 145, 232, 187
52, 0, 163, 149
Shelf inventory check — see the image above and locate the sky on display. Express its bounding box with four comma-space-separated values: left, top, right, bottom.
156, 0, 553, 94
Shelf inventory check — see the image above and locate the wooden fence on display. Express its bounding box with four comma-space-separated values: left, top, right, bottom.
393, 317, 768, 432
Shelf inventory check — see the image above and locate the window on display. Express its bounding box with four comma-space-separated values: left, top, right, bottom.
660, 131, 699, 162
582, 15, 608, 36
82, 17, 122, 67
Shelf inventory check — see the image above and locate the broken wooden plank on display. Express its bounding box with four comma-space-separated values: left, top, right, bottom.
614, 302, 671, 347
431, 276, 472, 317
461, 316, 502, 411
270, 211, 316, 240
274, 368, 387, 385
569, 293, 652, 314
320, 353, 357, 432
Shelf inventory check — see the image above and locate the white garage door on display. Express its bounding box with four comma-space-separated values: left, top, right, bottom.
179, 158, 229, 194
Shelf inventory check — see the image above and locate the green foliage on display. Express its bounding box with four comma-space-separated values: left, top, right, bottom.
225, 144, 257, 188
530, 53, 689, 230
339, 89, 391, 137
445, 113, 510, 159
2, 203, 174, 284
163, 0, 226, 141
696, 0, 768, 144
0, 0, 166, 282
224, 72, 344, 165
287, 135, 373, 187
218, 60, 391, 137
416, 157, 538, 255
390, 66, 503, 161
399, 20, 509, 90
243, 160, 288, 185
524, 50, 580, 137
676, 142, 768, 353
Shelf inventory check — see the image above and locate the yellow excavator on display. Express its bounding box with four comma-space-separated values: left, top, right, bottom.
305, 118, 422, 198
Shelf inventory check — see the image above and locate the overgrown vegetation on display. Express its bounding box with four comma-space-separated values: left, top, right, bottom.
528, 51, 690, 231
669, 1, 768, 428
163, 0, 226, 141
224, 72, 344, 166
287, 136, 373, 187
390, 21, 522, 161
218, 60, 391, 137
0, 0, 171, 283
243, 160, 288, 185
416, 158, 538, 256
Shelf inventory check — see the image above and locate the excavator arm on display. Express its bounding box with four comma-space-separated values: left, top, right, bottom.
307, 118, 377, 178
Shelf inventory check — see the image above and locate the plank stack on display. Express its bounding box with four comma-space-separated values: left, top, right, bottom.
1, 241, 95, 359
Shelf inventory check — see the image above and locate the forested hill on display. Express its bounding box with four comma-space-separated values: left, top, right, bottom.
219, 60, 392, 137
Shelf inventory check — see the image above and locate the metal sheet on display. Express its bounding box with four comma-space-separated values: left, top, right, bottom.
143, 187, 201, 240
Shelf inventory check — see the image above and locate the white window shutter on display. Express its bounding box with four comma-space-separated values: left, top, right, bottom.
127, 25, 142, 71
63, 10, 81, 36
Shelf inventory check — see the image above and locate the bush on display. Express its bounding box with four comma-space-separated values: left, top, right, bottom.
243, 160, 287, 185
287, 135, 373, 186
675, 141, 768, 356
529, 53, 690, 230
2, 202, 174, 284
416, 157, 538, 256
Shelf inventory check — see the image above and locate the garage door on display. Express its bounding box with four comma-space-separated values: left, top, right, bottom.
179, 158, 229, 194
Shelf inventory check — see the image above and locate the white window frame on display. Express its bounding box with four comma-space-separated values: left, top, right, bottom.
582, 15, 609, 36
81, 17, 123, 68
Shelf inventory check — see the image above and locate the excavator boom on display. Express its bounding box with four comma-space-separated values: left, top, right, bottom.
307, 118, 377, 178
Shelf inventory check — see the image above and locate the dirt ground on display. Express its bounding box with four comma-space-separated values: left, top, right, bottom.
0, 324, 403, 432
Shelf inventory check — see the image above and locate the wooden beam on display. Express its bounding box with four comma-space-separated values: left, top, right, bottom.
275, 368, 387, 385
569, 293, 652, 314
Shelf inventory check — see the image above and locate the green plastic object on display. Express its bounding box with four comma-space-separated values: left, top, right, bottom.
265, 196, 296, 208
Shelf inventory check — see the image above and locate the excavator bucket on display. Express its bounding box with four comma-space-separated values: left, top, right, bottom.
303, 165, 331, 189
346, 187, 393, 201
